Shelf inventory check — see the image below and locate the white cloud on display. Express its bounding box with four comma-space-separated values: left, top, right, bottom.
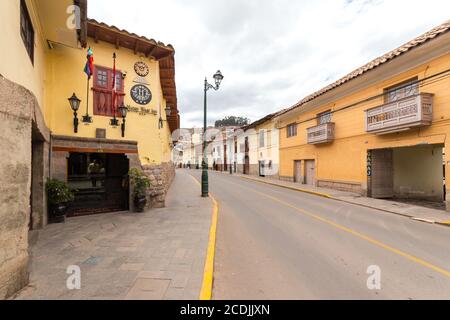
89, 0, 450, 127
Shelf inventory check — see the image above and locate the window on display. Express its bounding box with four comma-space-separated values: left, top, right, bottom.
259, 130, 265, 148
287, 123, 298, 138
317, 110, 332, 125
20, 0, 34, 64
384, 78, 418, 103
93, 65, 125, 116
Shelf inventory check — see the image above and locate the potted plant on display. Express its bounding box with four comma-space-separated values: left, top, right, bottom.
129, 168, 151, 212
46, 179, 76, 223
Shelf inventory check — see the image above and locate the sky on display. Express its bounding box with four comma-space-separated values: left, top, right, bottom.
89, 0, 450, 128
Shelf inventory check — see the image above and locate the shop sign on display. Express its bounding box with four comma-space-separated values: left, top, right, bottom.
126, 104, 157, 116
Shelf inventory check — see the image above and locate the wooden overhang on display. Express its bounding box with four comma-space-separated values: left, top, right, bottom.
74, 0, 88, 48
87, 19, 180, 133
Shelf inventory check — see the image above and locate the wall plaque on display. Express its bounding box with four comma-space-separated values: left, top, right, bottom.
130, 84, 152, 105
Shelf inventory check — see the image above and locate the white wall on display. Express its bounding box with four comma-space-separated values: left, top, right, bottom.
393, 145, 444, 201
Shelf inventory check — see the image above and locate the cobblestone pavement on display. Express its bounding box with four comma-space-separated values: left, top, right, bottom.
15, 170, 212, 300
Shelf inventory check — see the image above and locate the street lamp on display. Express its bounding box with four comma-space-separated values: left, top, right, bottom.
202, 70, 224, 198
118, 103, 128, 137
68, 93, 81, 133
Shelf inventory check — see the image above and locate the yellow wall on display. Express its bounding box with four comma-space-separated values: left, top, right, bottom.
46, 39, 173, 165
0, 0, 48, 110
278, 53, 450, 191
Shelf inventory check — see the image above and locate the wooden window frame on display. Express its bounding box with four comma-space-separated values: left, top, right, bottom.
92, 65, 125, 117
317, 110, 332, 125
259, 130, 265, 148
20, 0, 34, 65
287, 123, 298, 138
384, 77, 419, 103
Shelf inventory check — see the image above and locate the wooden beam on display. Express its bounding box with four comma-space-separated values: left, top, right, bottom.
53, 146, 138, 154
146, 44, 158, 58
134, 40, 139, 54
115, 37, 120, 49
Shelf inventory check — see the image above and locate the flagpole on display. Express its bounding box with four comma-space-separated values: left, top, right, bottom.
82, 47, 93, 124
110, 52, 119, 126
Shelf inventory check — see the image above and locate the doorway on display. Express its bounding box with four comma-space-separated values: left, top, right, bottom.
369, 145, 445, 205
244, 156, 250, 175
259, 160, 265, 177
294, 160, 302, 183
305, 160, 316, 186
67, 153, 130, 216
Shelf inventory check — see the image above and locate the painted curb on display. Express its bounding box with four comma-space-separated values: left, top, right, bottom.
199, 194, 219, 300
187, 173, 219, 300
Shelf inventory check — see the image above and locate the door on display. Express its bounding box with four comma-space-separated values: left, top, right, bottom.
67, 153, 130, 216
294, 160, 302, 183
259, 161, 265, 177
370, 149, 393, 198
244, 156, 250, 175
305, 160, 316, 186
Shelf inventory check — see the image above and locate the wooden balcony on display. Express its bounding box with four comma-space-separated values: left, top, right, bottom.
307, 122, 335, 144
365, 93, 433, 134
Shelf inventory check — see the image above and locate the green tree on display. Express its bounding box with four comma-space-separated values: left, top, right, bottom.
215, 116, 250, 128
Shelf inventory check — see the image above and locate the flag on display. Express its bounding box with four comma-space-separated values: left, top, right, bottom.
83, 47, 94, 79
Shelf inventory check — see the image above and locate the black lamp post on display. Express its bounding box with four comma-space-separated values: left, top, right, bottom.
202, 70, 224, 198
118, 103, 128, 137
68, 93, 81, 133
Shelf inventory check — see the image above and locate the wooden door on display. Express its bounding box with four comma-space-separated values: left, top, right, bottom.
294, 160, 302, 183
244, 156, 250, 175
370, 149, 394, 198
305, 160, 316, 186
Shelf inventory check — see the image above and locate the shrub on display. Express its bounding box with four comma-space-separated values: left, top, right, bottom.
46, 179, 76, 205
129, 168, 151, 198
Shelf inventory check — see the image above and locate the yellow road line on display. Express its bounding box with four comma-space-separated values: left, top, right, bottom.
188, 174, 220, 300
225, 179, 450, 278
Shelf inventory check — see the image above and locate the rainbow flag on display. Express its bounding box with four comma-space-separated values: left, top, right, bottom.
84, 47, 94, 79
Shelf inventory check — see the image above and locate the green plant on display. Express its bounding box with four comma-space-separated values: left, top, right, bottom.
46, 179, 76, 205
129, 168, 151, 198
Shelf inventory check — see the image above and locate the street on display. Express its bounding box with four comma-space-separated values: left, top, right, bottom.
188, 170, 450, 300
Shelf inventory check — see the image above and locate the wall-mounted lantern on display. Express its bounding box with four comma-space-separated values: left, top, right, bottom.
159, 106, 172, 129
68, 93, 81, 133
118, 103, 128, 137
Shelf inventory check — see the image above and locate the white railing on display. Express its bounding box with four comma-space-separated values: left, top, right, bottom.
307, 122, 335, 144
366, 93, 433, 134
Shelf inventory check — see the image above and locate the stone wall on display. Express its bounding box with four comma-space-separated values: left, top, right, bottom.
0, 75, 49, 299
142, 162, 176, 209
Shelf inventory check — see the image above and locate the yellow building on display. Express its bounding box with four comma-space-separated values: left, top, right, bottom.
0, 0, 179, 298
277, 21, 450, 209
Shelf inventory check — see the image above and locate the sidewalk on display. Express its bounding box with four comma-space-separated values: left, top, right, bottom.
227, 172, 450, 227
14, 171, 212, 300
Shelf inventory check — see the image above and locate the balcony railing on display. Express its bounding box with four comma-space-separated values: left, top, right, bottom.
307, 122, 335, 144
365, 93, 433, 134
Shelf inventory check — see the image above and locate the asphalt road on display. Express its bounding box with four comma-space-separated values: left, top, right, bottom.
187, 170, 450, 300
